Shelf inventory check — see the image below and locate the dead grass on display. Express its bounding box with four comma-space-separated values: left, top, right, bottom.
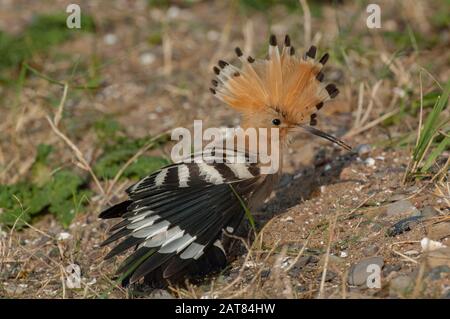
0, 0, 449, 299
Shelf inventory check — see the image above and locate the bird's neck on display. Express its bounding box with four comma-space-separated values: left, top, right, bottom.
228, 125, 286, 175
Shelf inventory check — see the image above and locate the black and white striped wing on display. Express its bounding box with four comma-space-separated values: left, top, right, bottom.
99, 150, 261, 286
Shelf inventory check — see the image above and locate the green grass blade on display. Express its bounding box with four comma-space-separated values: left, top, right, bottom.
229, 183, 256, 233
24, 63, 65, 86
14, 61, 28, 109
420, 135, 450, 173
414, 79, 450, 161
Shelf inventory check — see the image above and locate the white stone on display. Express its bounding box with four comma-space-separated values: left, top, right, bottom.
57, 232, 71, 241
140, 52, 156, 65
207, 30, 220, 41
167, 6, 180, 19
364, 157, 376, 167
281, 216, 294, 222
421, 237, 447, 252
104, 33, 117, 45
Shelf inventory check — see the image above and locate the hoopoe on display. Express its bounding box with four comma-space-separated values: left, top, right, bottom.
99, 35, 351, 287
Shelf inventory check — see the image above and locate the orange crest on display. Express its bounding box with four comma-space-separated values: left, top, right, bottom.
210, 35, 339, 127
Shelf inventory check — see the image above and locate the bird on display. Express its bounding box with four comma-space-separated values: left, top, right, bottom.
99, 34, 351, 287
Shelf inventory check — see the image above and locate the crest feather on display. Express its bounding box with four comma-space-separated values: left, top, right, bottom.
211, 35, 339, 125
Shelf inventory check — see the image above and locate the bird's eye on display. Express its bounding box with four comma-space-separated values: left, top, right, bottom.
272, 118, 281, 126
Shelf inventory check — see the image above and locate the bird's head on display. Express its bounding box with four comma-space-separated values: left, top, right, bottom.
210, 34, 351, 151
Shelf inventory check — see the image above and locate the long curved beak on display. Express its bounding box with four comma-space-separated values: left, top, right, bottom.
297, 124, 352, 151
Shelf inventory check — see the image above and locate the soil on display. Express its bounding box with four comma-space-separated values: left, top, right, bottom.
0, 0, 449, 299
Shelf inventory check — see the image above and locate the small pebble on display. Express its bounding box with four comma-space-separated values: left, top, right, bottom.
57, 232, 71, 241
207, 30, 220, 41
421, 237, 447, 252
355, 144, 371, 157
260, 269, 271, 278
362, 245, 379, 256
394, 87, 407, 97
103, 33, 117, 45
318, 271, 337, 282
385, 200, 420, 217
281, 216, 294, 222
364, 157, 376, 167
295, 285, 308, 293
140, 52, 156, 65
149, 289, 175, 299
4, 283, 27, 296
420, 206, 440, 218
319, 254, 344, 266
167, 6, 180, 19
288, 256, 318, 277
347, 256, 384, 286
427, 266, 450, 280
389, 275, 413, 296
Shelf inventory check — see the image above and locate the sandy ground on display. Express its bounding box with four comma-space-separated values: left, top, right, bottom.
0, 0, 449, 298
